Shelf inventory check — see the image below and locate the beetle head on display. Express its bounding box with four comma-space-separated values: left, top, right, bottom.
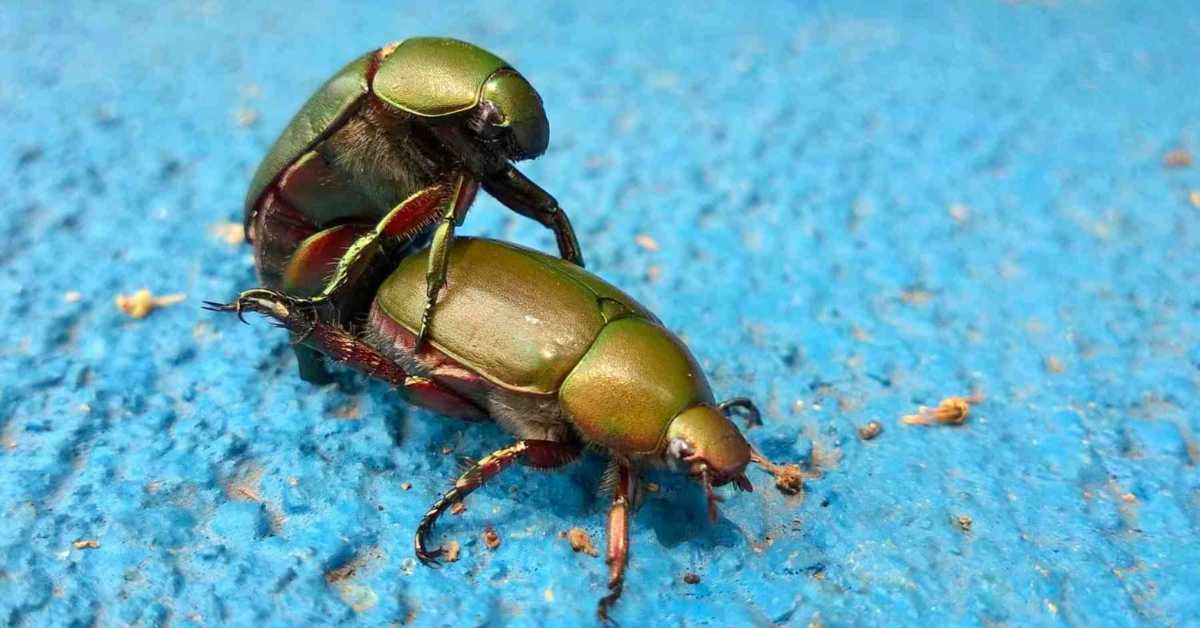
468, 69, 549, 161
664, 405, 753, 521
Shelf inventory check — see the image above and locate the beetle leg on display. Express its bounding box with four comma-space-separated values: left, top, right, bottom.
597, 463, 637, 623
482, 164, 585, 267
414, 172, 477, 349
718, 397, 763, 428
204, 289, 411, 386
414, 439, 579, 565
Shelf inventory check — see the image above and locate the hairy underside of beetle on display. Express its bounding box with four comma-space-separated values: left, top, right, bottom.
318, 96, 449, 218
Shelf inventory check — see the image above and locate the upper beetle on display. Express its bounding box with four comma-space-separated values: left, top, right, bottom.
243, 37, 583, 381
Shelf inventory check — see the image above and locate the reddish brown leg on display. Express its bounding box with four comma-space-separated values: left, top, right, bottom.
598, 463, 637, 623
306, 171, 478, 327
203, 290, 410, 385
415, 440, 580, 565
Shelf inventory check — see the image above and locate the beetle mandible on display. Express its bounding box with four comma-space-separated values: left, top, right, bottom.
206, 237, 812, 620
243, 37, 583, 382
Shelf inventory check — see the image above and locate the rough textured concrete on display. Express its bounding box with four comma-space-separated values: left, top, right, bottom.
1, 1, 1198, 626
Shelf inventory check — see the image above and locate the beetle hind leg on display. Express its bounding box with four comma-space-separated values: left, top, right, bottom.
414, 439, 580, 566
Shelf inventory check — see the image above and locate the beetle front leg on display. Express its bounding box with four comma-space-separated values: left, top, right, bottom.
483, 165, 584, 267
413, 172, 476, 349
414, 439, 580, 565
597, 463, 637, 623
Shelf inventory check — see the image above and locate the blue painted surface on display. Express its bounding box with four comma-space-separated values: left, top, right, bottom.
2, 1, 1198, 626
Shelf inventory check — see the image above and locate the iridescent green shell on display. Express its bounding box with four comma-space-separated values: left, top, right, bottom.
373, 237, 713, 455
372, 37, 510, 116
244, 51, 373, 213
374, 238, 651, 395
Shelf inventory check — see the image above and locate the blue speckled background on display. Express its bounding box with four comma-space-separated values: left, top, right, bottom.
2, 1, 1198, 626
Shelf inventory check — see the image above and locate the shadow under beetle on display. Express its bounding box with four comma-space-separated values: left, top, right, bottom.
243, 38, 583, 383
207, 238, 813, 621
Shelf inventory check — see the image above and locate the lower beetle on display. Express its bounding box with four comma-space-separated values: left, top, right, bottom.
206, 238, 810, 620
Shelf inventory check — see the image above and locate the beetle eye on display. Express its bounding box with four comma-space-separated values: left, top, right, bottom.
468, 100, 506, 139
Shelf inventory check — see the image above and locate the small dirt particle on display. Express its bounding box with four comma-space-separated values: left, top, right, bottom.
115, 289, 186, 319
443, 541, 461, 562
1044, 356, 1065, 374
63, 291, 82, 303
682, 572, 701, 585
948, 203, 970, 224
400, 482, 412, 491
1164, 148, 1192, 169
902, 393, 984, 426
450, 502, 467, 516
73, 540, 99, 550
646, 265, 662, 282
644, 482, 659, 493
955, 515, 973, 532
483, 527, 501, 550
772, 464, 808, 495
635, 234, 660, 252
234, 108, 259, 127
211, 222, 245, 245
566, 527, 598, 556
900, 288, 933, 305
1190, 190, 1200, 209
857, 421, 883, 441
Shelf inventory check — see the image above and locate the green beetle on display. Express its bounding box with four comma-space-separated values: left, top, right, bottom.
243, 38, 583, 382
207, 238, 811, 620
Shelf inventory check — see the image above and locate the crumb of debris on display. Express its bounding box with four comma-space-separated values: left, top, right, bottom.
333, 400, 361, 420
115, 289, 186, 319
1045, 355, 1066, 373
225, 463, 264, 502
73, 540, 99, 550
1164, 148, 1192, 168
234, 108, 259, 127
443, 541, 461, 562
211, 222, 245, 245
901, 393, 984, 426
1120, 492, 1137, 503
400, 482, 412, 491
772, 464, 808, 495
948, 203, 970, 224
544, 587, 554, 602
483, 527, 501, 550
646, 265, 662, 282
450, 502, 467, 516
1190, 190, 1200, 209
441, 446, 454, 455
683, 573, 701, 585
645, 482, 659, 493
900, 288, 933, 305
635, 234, 660, 252
566, 527, 598, 556
63, 291, 82, 303
857, 421, 883, 441
955, 515, 973, 531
